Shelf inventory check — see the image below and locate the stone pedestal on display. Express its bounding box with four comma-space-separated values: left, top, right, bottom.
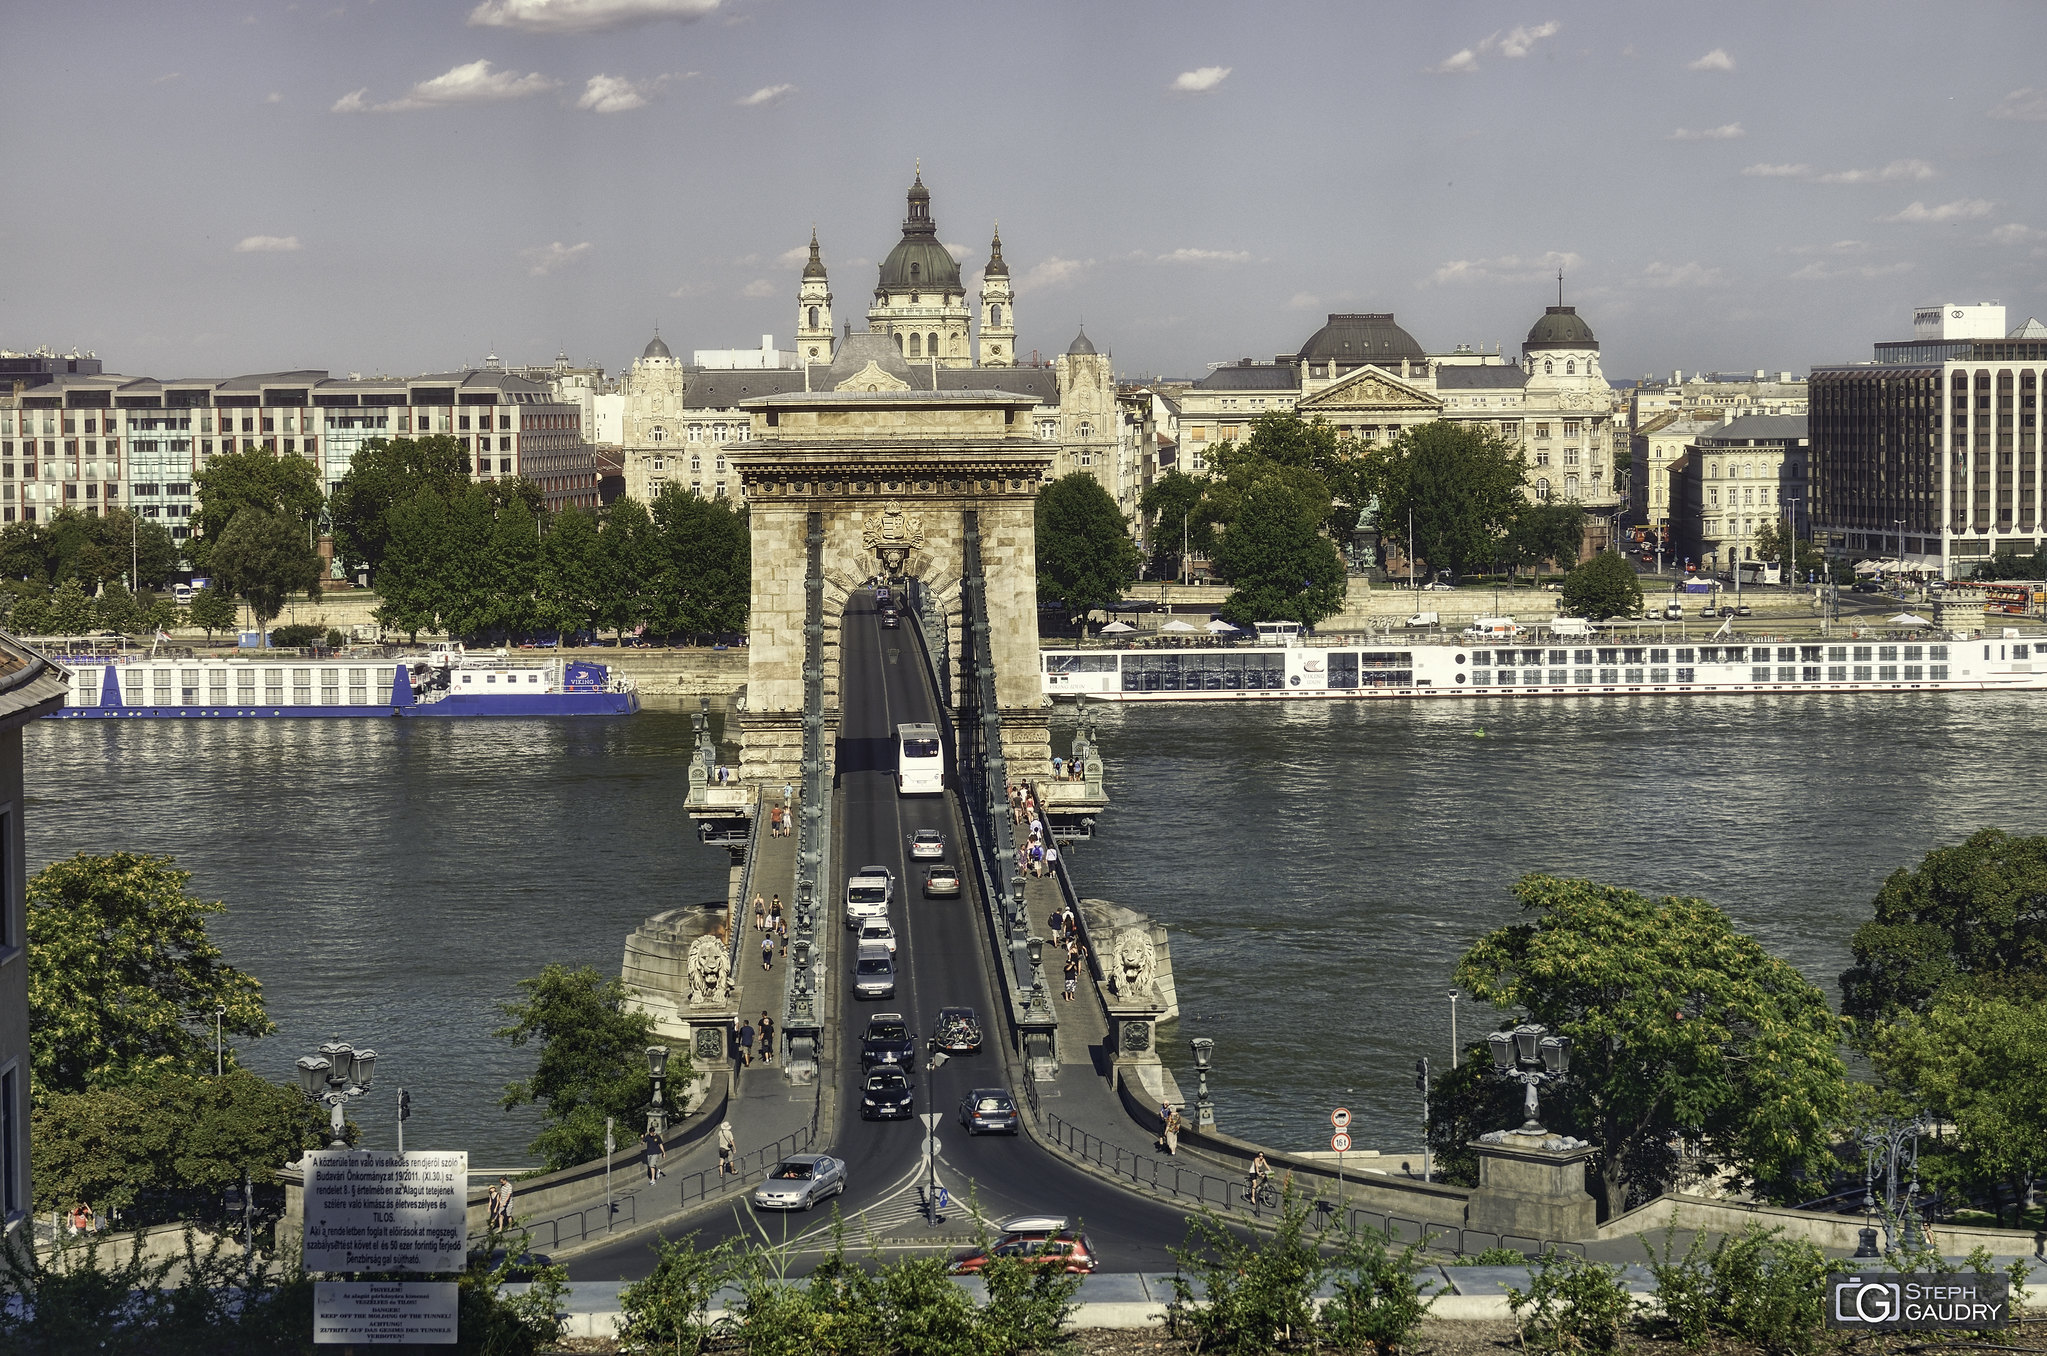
623, 905, 738, 1103
1080, 898, 1178, 1022
1465, 1130, 1599, 1243
1106, 1003, 1164, 1069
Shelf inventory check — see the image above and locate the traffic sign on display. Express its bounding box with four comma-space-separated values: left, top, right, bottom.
1331, 1131, 1352, 1153
1331, 1107, 1351, 1130
920, 1113, 942, 1131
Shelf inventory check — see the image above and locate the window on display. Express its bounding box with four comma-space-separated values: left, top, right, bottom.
990, 304, 1002, 326
1534, 477, 1551, 500
909, 333, 922, 357
1563, 421, 1581, 438
1566, 360, 1576, 374
928, 333, 939, 357
1544, 360, 1554, 375
808, 305, 820, 329
1535, 423, 1551, 439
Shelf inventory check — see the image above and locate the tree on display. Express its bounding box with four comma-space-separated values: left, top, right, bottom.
209, 508, 323, 630
598, 498, 656, 640
1139, 469, 1208, 580
190, 447, 324, 569
1204, 412, 1370, 543
1456, 874, 1849, 1216
92, 581, 142, 635
1360, 421, 1526, 578
374, 488, 454, 639
47, 577, 93, 634
1504, 501, 1588, 579
326, 435, 471, 582
646, 487, 750, 639
1561, 551, 1644, 620
187, 586, 238, 640
27, 853, 274, 1097
1208, 476, 1348, 628
495, 964, 687, 1171
1839, 828, 2047, 1026
539, 508, 606, 640
487, 493, 543, 640
1035, 472, 1141, 630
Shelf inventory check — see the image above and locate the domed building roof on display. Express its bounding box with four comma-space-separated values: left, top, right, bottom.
1296, 313, 1425, 367
802, 228, 827, 281
876, 170, 962, 293
1524, 306, 1598, 350
1067, 326, 1097, 356
984, 224, 1008, 279
642, 332, 673, 361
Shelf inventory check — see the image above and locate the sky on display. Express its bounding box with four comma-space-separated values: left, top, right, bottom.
4, 0, 2045, 385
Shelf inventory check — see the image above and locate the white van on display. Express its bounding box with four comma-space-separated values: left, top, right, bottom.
1549, 617, 1592, 638
1462, 617, 1521, 640
1404, 611, 1441, 629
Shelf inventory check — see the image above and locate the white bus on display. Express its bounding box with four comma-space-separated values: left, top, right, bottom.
895, 722, 944, 795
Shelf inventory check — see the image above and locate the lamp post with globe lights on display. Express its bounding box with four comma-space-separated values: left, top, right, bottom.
1485, 1022, 1572, 1134
646, 1045, 671, 1136
296, 1039, 378, 1149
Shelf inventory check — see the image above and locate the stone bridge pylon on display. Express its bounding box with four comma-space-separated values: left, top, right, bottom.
726, 333, 1054, 786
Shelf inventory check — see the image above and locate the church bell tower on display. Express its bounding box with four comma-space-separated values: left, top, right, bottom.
978, 224, 1015, 368
796, 228, 834, 366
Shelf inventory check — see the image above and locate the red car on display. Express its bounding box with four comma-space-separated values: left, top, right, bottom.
954, 1215, 1097, 1274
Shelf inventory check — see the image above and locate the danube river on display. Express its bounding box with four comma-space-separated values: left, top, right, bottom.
26, 692, 2047, 1165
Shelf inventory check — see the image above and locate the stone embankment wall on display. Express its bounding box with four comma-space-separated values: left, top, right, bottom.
1601, 1192, 2047, 1258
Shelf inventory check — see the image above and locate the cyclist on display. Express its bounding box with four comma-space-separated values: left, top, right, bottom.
1246, 1152, 1271, 1202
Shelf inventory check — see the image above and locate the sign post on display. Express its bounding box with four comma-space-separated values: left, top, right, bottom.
1331, 1108, 1352, 1220
303, 1149, 467, 1346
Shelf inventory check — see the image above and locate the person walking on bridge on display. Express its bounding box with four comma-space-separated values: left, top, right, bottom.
752, 893, 767, 932
758, 1012, 776, 1065
642, 1127, 665, 1183
760, 933, 775, 970
717, 1121, 736, 1177
736, 1020, 755, 1067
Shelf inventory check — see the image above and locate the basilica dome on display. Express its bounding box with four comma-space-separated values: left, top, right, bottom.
1524, 306, 1598, 350
876, 171, 962, 293
641, 333, 673, 361
1296, 313, 1425, 368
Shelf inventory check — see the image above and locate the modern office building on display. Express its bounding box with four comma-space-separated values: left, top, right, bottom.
1810, 303, 2047, 576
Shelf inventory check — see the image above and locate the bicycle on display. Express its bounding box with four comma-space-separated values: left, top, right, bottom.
1241, 1174, 1278, 1209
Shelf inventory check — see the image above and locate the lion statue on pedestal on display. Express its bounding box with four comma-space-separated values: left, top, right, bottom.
1113, 926, 1156, 1002
687, 933, 731, 1006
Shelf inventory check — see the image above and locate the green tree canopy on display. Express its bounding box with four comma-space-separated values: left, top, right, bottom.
539, 508, 606, 639
28, 853, 274, 1097
190, 448, 324, 569
1360, 421, 1526, 578
1504, 501, 1588, 577
208, 507, 323, 629
187, 585, 238, 640
47, 577, 94, 634
1035, 472, 1141, 629
1138, 469, 1208, 579
1207, 474, 1348, 628
645, 488, 750, 638
1204, 411, 1370, 543
495, 964, 686, 1171
1561, 551, 1644, 620
0, 510, 179, 590
325, 434, 472, 582
1456, 874, 1849, 1216
1839, 828, 2047, 1026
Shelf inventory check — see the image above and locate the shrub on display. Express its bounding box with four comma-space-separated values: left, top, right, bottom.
269, 623, 324, 648
1451, 1246, 1530, 1266
1643, 1224, 1838, 1354
1506, 1249, 1637, 1354
617, 1231, 737, 1354
978, 1244, 1083, 1354
1168, 1188, 1325, 1353
1320, 1225, 1439, 1353
324, 627, 345, 649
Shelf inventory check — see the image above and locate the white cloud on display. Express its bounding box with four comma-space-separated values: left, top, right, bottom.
1687, 48, 1735, 72
1781, 239, 1873, 256
1156, 247, 1251, 264
1670, 122, 1743, 140
468, 0, 717, 33
1818, 158, 1935, 185
336, 60, 558, 113
1487, 21, 1559, 58
1988, 87, 2047, 121
234, 235, 301, 253
1742, 162, 1810, 178
1287, 292, 1320, 310
776, 244, 811, 268
1426, 48, 1479, 75
1018, 257, 1090, 292
740, 279, 777, 299
735, 83, 793, 108
1883, 198, 1995, 224
1640, 261, 1727, 288
1788, 259, 1913, 281
265, 92, 282, 104
575, 73, 686, 113
1988, 223, 2046, 246
1428, 250, 1582, 286
154, 72, 182, 84
523, 240, 592, 275
1170, 66, 1231, 93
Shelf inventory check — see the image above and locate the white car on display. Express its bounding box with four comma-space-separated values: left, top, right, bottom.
908, 828, 945, 860
857, 917, 898, 955
845, 866, 895, 929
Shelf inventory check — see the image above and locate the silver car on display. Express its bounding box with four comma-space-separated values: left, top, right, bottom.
751, 1154, 847, 1211
853, 942, 896, 999
908, 828, 945, 860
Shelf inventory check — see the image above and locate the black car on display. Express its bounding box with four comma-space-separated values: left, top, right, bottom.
934, 1005, 982, 1053
861, 1069, 914, 1120
1854, 579, 1884, 593
880, 608, 900, 629
860, 1013, 915, 1071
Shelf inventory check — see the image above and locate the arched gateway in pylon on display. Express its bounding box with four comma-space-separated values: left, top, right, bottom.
727, 331, 1053, 785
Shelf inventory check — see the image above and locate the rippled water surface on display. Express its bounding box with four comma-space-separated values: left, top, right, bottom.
27, 693, 2047, 1166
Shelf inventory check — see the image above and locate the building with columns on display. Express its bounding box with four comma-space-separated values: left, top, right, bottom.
1811, 302, 2047, 577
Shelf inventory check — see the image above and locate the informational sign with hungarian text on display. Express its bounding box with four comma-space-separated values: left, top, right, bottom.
314, 1281, 457, 1345
303, 1150, 468, 1273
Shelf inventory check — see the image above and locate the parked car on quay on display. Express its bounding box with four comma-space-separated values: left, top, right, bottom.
751, 1155, 847, 1211
922, 863, 961, 897
958, 1088, 1021, 1135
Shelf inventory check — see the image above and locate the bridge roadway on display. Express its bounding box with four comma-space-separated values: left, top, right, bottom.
568, 589, 1192, 1280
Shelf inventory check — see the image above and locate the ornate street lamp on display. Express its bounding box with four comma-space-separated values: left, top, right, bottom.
1860, 1114, 1931, 1253
1486, 1021, 1571, 1133
646, 1045, 670, 1135
1190, 1037, 1216, 1130
297, 1037, 378, 1149
1025, 937, 1054, 1021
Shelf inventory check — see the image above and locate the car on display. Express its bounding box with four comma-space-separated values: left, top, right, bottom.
861, 1069, 915, 1121
874, 586, 891, 605
467, 1246, 557, 1280
845, 866, 895, 929
934, 1005, 982, 1053
954, 1216, 1098, 1275
751, 1154, 847, 1211
856, 917, 898, 955
923, 863, 961, 898
1735, 604, 1753, 617
1698, 605, 1720, 619
853, 943, 896, 999
1420, 581, 1455, 591
1404, 611, 1440, 629
1854, 579, 1884, 593
908, 828, 945, 860
861, 1012, 916, 1070
880, 608, 900, 629
958, 1087, 1020, 1135
1663, 603, 1684, 620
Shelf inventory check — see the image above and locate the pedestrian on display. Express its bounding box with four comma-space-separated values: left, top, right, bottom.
782, 781, 794, 805
717, 1120, 736, 1176
1063, 970, 1078, 1002
1052, 755, 1064, 779
753, 893, 767, 932
485, 1181, 502, 1231
778, 919, 790, 957
769, 894, 783, 929
1044, 843, 1059, 876
758, 1012, 776, 1064
642, 1126, 665, 1183
1062, 906, 1077, 938
1164, 1105, 1183, 1156
1030, 841, 1044, 876
495, 1177, 516, 1227
736, 1020, 755, 1067
761, 933, 774, 970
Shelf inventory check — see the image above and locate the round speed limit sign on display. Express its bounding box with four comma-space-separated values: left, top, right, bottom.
1331, 1131, 1353, 1153
1331, 1107, 1351, 1130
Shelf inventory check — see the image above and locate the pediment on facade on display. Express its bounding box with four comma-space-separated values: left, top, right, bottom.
1298, 367, 1441, 413
834, 360, 911, 393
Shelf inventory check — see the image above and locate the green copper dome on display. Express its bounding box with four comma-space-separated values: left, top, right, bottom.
876, 170, 961, 293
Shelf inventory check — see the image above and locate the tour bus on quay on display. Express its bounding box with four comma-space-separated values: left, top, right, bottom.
1041, 621, 2047, 704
